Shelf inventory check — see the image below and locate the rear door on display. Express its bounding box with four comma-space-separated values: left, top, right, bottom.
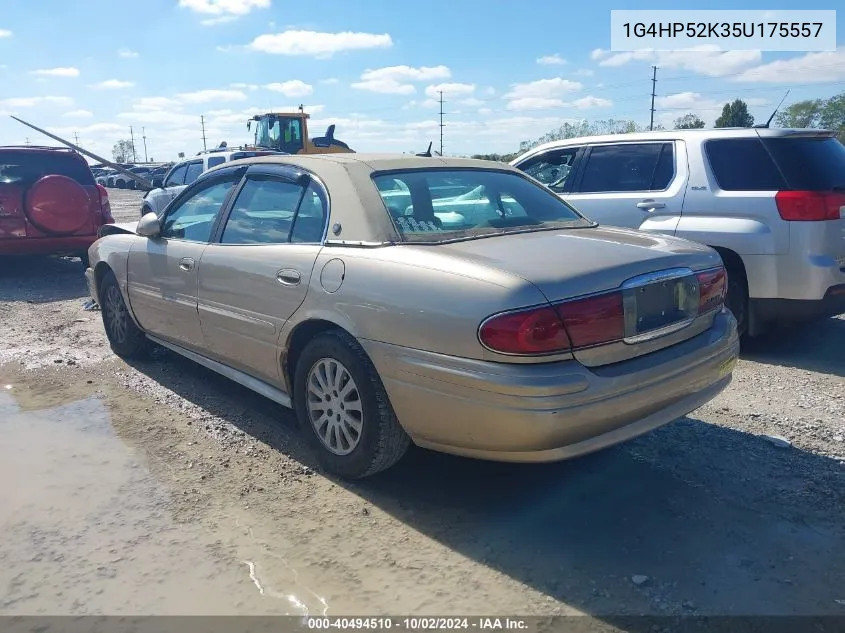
563, 141, 686, 235
197, 167, 327, 384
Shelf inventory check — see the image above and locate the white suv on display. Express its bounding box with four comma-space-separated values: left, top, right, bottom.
140, 148, 281, 216
511, 128, 845, 338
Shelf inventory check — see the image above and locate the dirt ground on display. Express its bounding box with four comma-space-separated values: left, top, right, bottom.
1, 189, 844, 624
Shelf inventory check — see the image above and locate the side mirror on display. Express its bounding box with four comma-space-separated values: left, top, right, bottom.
152, 178, 164, 188
137, 212, 161, 238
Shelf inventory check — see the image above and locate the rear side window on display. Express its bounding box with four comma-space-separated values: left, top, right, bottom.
372, 168, 589, 243
761, 137, 845, 191
0, 150, 95, 186
576, 143, 675, 193
704, 139, 786, 191
184, 161, 204, 184
206, 156, 226, 169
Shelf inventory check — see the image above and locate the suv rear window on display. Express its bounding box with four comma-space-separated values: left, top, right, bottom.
0, 150, 95, 187
705, 136, 845, 191
372, 168, 589, 243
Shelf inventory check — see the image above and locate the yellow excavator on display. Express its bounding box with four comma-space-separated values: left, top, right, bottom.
245, 107, 354, 155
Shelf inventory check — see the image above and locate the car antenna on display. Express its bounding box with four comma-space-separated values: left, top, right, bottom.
755, 90, 790, 129
415, 141, 433, 157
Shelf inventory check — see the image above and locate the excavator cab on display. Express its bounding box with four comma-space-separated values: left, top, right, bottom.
247, 111, 353, 155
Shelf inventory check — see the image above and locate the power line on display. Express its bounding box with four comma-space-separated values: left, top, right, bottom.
142, 127, 148, 163
129, 126, 137, 162
438, 90, 445, 155
200, 115, 208, 151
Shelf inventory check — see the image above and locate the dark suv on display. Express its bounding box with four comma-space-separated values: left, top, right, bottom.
0, 146, 114, 267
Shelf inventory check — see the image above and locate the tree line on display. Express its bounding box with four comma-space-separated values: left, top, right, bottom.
473, 91, 844, 161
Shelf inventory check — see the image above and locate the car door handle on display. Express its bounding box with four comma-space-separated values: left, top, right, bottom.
636, 200, 665, 211
276, 269, 301, 286
179, 257, 195, 271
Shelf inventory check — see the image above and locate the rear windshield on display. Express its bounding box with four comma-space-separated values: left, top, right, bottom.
372, 169, 589, 243
705, 136, 845, 191
0, 150, 95, 187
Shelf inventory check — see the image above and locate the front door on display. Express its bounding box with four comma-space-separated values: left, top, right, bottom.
197, 172, 327, 384
127, 175, 240, 351
562, 141, 686, 235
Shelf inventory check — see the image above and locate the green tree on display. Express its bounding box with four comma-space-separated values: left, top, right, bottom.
112, 139, 136, 163
715, 99, 755, 128
470, 152, 519, 162
518, 118, 647, 153
674, 113, 705, 129
775, 92, 845, 141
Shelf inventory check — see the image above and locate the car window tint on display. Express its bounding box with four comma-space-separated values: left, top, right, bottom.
577, 143, 672, 193
704, 139, 786, 191
221, 178, 304, 245
0, 151, 95, 186
290, 183, 327, 243
761, 136, 845, 191
184, 162, 204, 185
206, 156, 226, 169
165, 164, 187, 187
160, 179, 236, 242
372, 169, 588, 243
517, 148, 579, 192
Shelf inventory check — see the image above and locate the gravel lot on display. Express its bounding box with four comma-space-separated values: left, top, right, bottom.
1, 188, 844, 622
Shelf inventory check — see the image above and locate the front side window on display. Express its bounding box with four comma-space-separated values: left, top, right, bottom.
184, 161, 204, 185
372, 169, 589, 243
576, 143, 675, 193
517, 147, 579, 192
160, 178, 237, 242
165, 164, 188, 187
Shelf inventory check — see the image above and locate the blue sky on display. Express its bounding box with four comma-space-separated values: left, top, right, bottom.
0, 0, 843, 161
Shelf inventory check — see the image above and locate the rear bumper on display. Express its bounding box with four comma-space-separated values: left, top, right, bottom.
0, 235, 97, 256
752, 283, 845, 325
361, 309, 739, 463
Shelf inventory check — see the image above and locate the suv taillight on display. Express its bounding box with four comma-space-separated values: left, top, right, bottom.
97, 184, 114, 224
775, 190, 845, 221
478, 266, 727, 356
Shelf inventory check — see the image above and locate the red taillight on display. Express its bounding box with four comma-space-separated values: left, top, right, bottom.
556, 292, 625, 349
697, 267, 727, 313
479, 306, 571, 355
775, 190, 845, 221
97, 184, 114, 224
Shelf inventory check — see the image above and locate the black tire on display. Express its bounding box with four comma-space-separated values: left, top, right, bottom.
293, 329, 410, 479
725, 263, 749, 340
99, 269, 151, 359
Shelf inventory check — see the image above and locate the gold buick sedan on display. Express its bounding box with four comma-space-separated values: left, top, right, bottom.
85, 153, 739, 479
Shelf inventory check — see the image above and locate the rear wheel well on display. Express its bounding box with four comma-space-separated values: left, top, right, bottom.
93, 261, 113, 299
283, 319, 349, 396
710, 246, 749, 336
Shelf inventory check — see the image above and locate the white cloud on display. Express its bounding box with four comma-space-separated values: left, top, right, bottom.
504, 77, 583, 101
591, 46, 762, 77
425, 82, 475, 98
118, 48, 139, 58
0, 96, 73, 109
201, 15, 238, 25
570, 96, 612, 109
0, 29, 12, 38
506, 98, 567, 111
654, 91, 770, 128
134, 97, 180, 111
320, 78, 340, 85
352, 65, 451, 95
264, 80, 313, 97
91, 79, 134, 89
248, 30, 393, 58
478, 108, 493, 116
179, 0, 269, 16
230, 82, 259, 90
574, 68, 594, 77
537, 54, 566, 65
63, 109, 94, 118
732, 47, 845, 83
31, 67, 80, 78
176, 89, 247, 103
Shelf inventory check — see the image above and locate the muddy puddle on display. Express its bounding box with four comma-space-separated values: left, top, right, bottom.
0, 375, 337, 616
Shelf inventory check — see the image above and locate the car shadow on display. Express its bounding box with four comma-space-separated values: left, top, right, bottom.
126, 348, 845, 624
742, 315, 845, 378
0, 255, 89, 303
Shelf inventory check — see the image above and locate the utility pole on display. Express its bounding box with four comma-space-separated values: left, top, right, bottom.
649, 65, 658, 131
438, 90, 445, 156
200, 115, 208, 151
142, 127, 148, 163
129, 126, 137, 162
74, 131, 80, 145
25, 137, 30, 145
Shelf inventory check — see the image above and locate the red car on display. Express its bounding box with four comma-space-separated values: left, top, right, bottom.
0, 145, 114, 267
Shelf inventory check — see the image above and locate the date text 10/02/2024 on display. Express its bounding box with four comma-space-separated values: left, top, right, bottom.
306, 618, 529, 630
